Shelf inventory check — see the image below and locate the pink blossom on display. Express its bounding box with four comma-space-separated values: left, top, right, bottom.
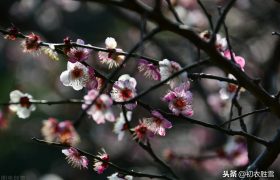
159, 59, 188, 88
111, 74, 137, 110
22, 33, 41, 53
223, 50, 245, 70
41, 118, 80, 145
133, 120, 154, 142
138, 59, 160, 81
93, 149, 109, 174
82, 89, 115, 124
143, 110, 172, 136
86, 67, 98, 90
62, 147, 88, 169
222, 137, 248, 166
67, 39, 92, 63
98, 37, 125, 68
200, 31, 227, 52
163, 82, 193, 117
113, 111, 132, 141
4, 25, 20, 41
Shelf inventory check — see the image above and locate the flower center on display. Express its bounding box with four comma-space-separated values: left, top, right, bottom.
95, 99, 106, 110
121, 88, 132, 100
19, 96, 31, 108
154, 118, 162, 126
227, 84, 237, 93
174, 98, 186, 109
121, 123, 129, 131
71, 67, 84, 79
74, 50, 84, 60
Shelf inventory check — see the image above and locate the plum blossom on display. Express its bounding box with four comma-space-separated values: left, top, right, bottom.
107, 173, 133, 180
22, 33, 41, 53
93, 149, 110, 174
143, 110, 172, 136
86, 67, 98, 90
9, 90, 36, 119
62, 147, 88, 169
200, 31, 227, 52
41, 118, 80, 145
132, 120, 154, 142
138, 59, 160, 81
105, 37, 117, 49
223, 50, 246, 71
113, 111, 132, 141
98, 37, 125, 68
159, 59, 188, 88
217, 137, 248, 167
4, 25, 20, 40
67, 39, 92, 63
60, 61, 90, 91
111, 74, 137, 110
163, 82, 193, 117
219, 74, 240, 100
82, 89, 115, 124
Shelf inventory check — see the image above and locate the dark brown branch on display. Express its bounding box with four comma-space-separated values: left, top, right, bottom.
137, 101, 270, 147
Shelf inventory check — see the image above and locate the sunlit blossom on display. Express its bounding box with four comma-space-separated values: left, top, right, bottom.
111, 74, 137, 110
138, 59, 160, 81
163, 82, 193, 117
93, 149, 110, 174
22, 33, 41, 53
9, 90, 36, 119
98, 37, 125, 68
60, 61, 89, 91
132, 120, 154, 142
143, 110, 172, 136
41, 118, 80, 145
159, 59, 188, 88
113, 111, 132, 141
62, 147, 88, 169
82, 89, 115, 124
67, 39, 92, 63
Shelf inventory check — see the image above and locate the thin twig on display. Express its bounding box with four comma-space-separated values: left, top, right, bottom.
137, 101, 270, 147
0, 99, 84, 106
210, 0, 237, 44
32, 137, 172, 180
220, 108, 269, 127
197, 0, 213, 30
164, 0, 184, 24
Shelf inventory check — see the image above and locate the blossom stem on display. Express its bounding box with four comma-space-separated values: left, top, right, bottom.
121, 106, 179, 180
31, 137, 173, 180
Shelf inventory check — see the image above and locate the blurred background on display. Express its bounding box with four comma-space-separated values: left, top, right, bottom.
0, 0, 280, 179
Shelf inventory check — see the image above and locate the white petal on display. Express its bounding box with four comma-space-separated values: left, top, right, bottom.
10, 90, 23, 102
17, 108, 31, 119
60, 71, 71, 86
